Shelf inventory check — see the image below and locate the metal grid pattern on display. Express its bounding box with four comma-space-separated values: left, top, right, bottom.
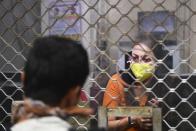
0, 0, 196, 130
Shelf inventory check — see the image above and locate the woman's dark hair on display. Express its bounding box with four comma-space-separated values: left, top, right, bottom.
134, 33, 154, 49
23, 36, 89, 106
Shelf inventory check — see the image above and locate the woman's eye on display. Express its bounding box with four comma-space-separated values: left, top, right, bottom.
132, 56, 139, 62
143, 57, 152, 62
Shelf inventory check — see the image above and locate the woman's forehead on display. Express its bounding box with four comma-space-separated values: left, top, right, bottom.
132, 44, 151, 55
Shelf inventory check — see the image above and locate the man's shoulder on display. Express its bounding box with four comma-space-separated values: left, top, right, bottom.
11, 116, 71, 131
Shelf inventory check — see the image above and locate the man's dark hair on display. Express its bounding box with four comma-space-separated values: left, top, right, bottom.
23, 36, 89, 106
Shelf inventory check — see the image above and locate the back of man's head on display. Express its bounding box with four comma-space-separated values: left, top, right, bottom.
23, 36, 89, 106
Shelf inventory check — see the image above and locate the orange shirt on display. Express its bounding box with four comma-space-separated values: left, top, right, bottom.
103, 74, 148, 131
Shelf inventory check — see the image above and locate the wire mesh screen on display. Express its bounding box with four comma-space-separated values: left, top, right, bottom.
0, 0, 196, 130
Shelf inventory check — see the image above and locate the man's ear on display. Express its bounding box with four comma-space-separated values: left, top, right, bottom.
69, 86, 81, 100
21, 72, 25, 84
60, 86, 81, 108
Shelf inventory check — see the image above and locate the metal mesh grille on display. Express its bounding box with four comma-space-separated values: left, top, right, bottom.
0, 0, 196, 130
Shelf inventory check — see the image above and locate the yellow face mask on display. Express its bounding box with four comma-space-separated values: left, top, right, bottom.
130, 63, 155, 81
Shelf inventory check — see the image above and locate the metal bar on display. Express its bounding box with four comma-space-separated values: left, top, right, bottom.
153, 108, 162, 131
107, 106, 153, 117
98, 106, 108, 128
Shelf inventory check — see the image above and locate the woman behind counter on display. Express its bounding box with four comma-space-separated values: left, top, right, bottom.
103, 34, 159, 131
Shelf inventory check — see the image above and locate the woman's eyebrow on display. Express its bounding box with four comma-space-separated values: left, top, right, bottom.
132, 53, 139, 57
143, 55, 149, 58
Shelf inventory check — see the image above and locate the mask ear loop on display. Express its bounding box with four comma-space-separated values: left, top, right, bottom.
127, 60, 134, 70
127, 60, 132, 65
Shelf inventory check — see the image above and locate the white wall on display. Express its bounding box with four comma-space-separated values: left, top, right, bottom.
105, 0, 196, 74
105, 0, 180, 73
41, 0, 196, 76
